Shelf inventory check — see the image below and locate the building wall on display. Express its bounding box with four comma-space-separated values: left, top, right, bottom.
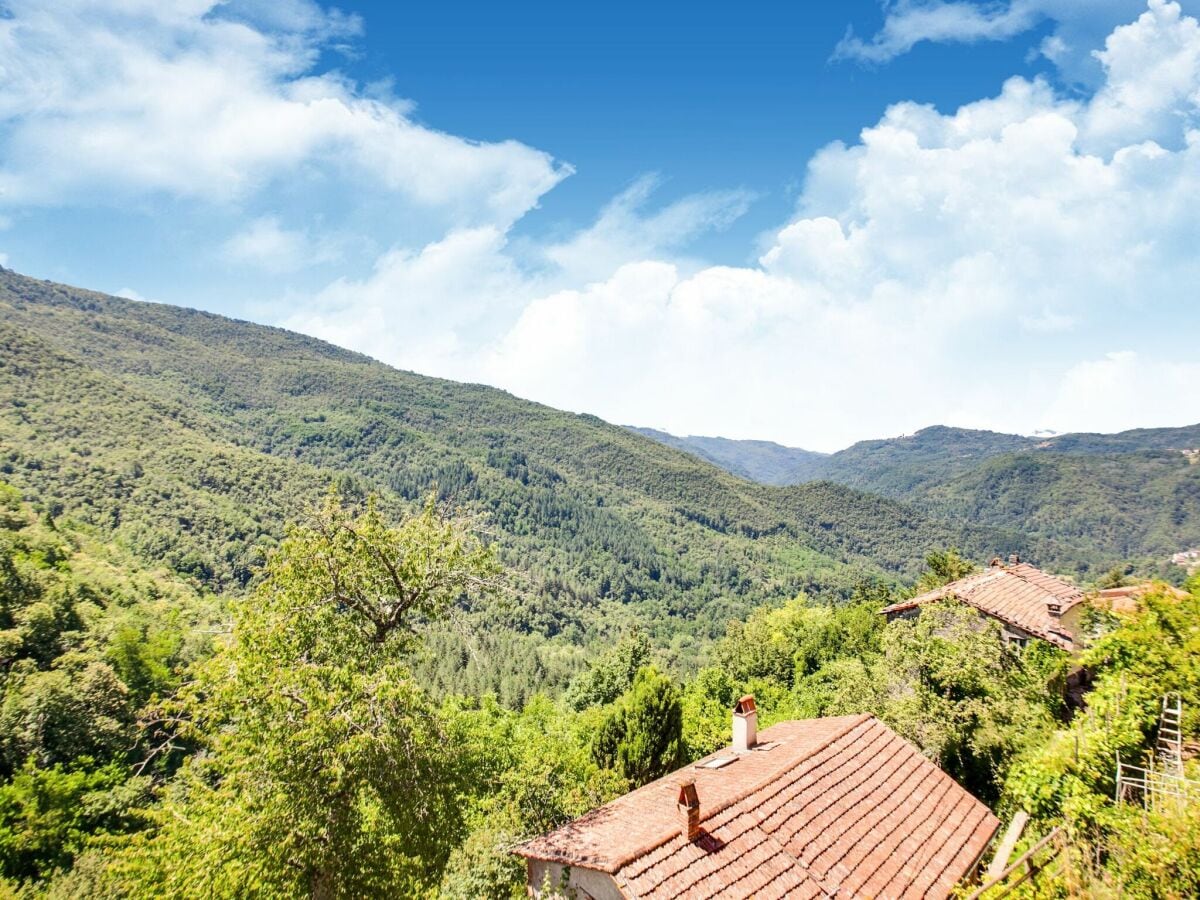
526, 860, 625, 899
1058, 604, 1085, 643
997, 621, 1032, 643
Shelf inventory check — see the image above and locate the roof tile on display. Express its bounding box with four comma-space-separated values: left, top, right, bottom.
516, 715, 999, 899
880, 560, 1083, 648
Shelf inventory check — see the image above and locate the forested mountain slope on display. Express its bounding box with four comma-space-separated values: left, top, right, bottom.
0, 268, 1022, 649
637, 422, 1200, 573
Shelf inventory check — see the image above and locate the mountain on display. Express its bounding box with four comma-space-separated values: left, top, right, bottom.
627, 427, 828, 485
634, 423, 1200, 574
796, 425, 1035, 496
0, 269, 1026, 666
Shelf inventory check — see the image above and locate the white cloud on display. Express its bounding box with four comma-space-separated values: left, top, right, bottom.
0, 251, 8, 267
222, 216, 341, 272
115, 287, 146, 302
4, 0, 1198, 451
835, 0, 1153, 82
0, 0, 567, 228
540, 175, 755, 284
1038, 351, 1200, 434
285, 0, 1200, 451
1083, 0, 1200, 150
834, 0, 1044, 64
282, 179, 756, 374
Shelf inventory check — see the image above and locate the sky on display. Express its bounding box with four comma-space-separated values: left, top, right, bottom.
1, 0, 1199, 452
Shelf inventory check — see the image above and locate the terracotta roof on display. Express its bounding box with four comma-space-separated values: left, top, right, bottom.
516, 715, 999, 899
880, 561, 1083, 649
1091, 582, 1189, 614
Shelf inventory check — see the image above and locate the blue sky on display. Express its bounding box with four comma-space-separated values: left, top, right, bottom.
1, 0, 1199, 450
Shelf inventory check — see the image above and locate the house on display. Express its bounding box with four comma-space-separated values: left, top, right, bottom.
515, 697, 999, 899
880, 555, 1084, 650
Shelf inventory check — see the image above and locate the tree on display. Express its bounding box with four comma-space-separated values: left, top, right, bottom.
593, 666, 684, 787
912, 548, 976, 594
564, 631, 651, 710
106, 494, 498, 898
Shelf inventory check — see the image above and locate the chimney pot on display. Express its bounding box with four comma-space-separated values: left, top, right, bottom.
733, 695, 758, 752
1047, 600, 1062, 618
677, 780, 700, 842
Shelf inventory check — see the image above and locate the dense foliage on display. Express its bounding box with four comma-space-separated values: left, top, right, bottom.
0, 484, 1194, 897
643, 423, 1200, 580
0, 268, 1026, 684
0, 482, 216, 886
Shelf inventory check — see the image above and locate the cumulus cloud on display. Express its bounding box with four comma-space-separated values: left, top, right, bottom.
1038, 351, 1200, 434
282, 179, 757, 374
0, 0, 567, 227
3, 0, 1198, 450
286, 0, 1200, 450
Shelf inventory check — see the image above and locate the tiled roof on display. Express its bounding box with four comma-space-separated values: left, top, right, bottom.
516, 715, 999, 899
1092, 583, 1189, 614
880, 561, 1083, 649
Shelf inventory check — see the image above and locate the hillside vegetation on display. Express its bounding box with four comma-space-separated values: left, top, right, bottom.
2, 491, 1192, 898
0, 268, 1018, 656
637, 423, 1200, 577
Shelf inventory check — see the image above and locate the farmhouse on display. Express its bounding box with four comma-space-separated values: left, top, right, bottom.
880, 555, 1084, 650
515, 698, 998, 899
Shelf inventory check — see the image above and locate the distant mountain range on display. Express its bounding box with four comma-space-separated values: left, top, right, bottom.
631, 423, 1200, 567
627, 428, 829, 485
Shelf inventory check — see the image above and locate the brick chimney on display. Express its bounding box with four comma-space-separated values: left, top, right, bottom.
733, 695, 757, 752
677, 780, 700, 841
1047, 600, 1062, 618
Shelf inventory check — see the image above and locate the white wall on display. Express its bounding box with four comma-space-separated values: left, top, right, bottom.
526, 859, 626, 899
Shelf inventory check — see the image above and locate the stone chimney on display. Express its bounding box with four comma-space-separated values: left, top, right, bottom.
677, 780, 700, 841
1008, 553, 1020, 566
733, 695, 757, 752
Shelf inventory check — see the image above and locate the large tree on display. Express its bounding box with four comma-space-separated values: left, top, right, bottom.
107, 494, 498, 898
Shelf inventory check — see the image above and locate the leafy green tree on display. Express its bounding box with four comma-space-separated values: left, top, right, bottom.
106, 494, 498, 898
0, 757, 146, 882
437, 693, 624, 899
0, 662, 135, 775
682, 666, 739, 758
717, 594, 884, 687
593, 666, 683, 787
912, 548, 976, 594
564, 631, 651, 710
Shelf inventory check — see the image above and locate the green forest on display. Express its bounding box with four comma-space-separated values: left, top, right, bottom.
638, 424, 1200, 576
1, 270, 1199, 897
0, 485, 1196, 897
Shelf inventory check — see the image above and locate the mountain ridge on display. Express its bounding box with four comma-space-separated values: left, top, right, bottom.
1, 268, 1033, 658
632, 422, 1200, 573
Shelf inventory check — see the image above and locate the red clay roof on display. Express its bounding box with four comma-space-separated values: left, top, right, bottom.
880, 561, 1083, 649
1092, 582, 1189, 614
516, 715, 999, 899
